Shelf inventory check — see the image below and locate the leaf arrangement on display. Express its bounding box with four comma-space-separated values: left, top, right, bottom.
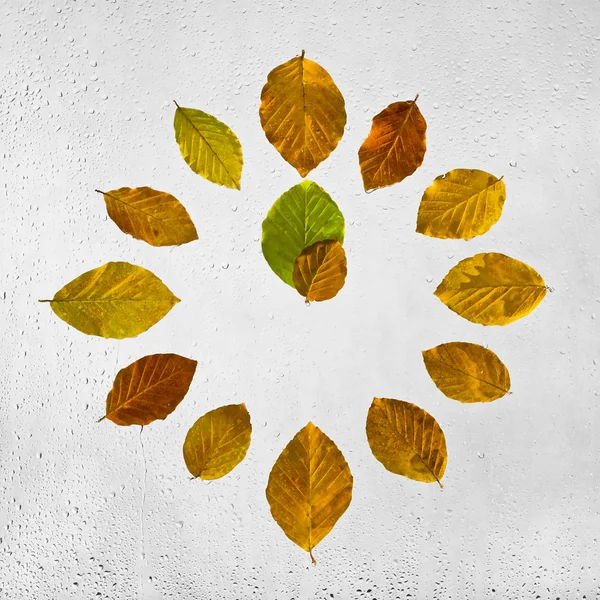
41, 51, 549, 565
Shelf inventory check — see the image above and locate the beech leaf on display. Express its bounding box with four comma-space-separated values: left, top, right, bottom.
173, 103, 243, 189
358, 97, 427, 192
266, 422, 353, 564
262, 181, 345, 287
97, 187, 198, 247
423, 342, 511, 403
416, 169, 506, 240
183, 403, 252, 480
41, 262, 180, 339
366, 397, 447, 486
292, 240, 347, 303
102, 354, 197, 426
260, 51, 346, 177
435, 252, 547, 326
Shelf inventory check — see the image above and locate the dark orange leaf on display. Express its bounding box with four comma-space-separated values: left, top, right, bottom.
358, 98, 427, 192
102, 353, 197, 426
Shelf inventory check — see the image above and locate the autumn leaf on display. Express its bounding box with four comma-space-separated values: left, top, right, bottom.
101, 354, 197, 426
41, 262, 180, 338
97, 187, 198, 247
266, 422, 353, 564
358, 97, 427, 192
260, 51, 346, 177
262, 181, 345, 287
292, 240, 347, 303
173, 102, 243, 189
183, 403, 252, 480
435, 252, 547, 326
416, 169, 506, 240
422, 342, 511, 403
366, 397, 447, 486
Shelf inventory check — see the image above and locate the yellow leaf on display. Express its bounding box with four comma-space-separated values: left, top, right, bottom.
266, 422, 353, 564
292, 240, 347, 303
422, 342, 510, 403
183, 404, 252, 480
416, 169, 506, 240
102, 354, 197, 426
358, 98, 427, 192
173, 103, 243, 189
366, 397, 447, 486
259, 51, 346, 177
41, 262, 180, 339
97, 187, 198, 247
435, 252, 547, 326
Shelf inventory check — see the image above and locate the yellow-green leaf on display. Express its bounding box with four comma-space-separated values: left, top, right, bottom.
422, 342, 510, 403
435, 252, 547, 326
42, 262, 180, 339
173, 103, 243, 189
260, 51, 346, 177
358, 98, 427, 192
366, 397, 447, 486
266, 422, 353, 564
183, 403, 252, 480
102, 354, 197, 426
292, 240, 347, 303
416, 169, 506, 240
97, 187, 198, 247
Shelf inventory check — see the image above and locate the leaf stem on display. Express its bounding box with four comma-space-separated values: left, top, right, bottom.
309, 549, 316, 565
173, 100, 180, 109
94, 189, 105, 195
301, 49, 306, 59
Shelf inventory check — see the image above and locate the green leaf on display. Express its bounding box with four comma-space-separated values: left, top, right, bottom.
261, 181, 345, 287
41, 262, 180, 339
173, 103, 243, 190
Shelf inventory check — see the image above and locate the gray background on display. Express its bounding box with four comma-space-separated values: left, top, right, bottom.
1, 0, 599, 598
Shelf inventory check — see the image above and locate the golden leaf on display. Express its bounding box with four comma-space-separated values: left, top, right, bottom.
102, 354, 197, 426
422, 342, 510, 403
173, 103, 243, 189
358, 97, 427, 192
266, 422, 353, 564
183, 403, 252, 480
97, 187, 198, 247
435, 252, 547, 326
366, 397, 447, 486
416, 169, 506, 240
292, 240, 347, 303
41, 262, 180, 339
259, 51, 346, 177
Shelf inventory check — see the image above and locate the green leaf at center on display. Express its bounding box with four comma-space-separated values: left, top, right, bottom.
261, 181, 345, 286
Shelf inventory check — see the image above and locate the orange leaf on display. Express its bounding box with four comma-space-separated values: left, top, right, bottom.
102, 353, 197, 426
292, 240, 347, 303
358, 98, 427, 192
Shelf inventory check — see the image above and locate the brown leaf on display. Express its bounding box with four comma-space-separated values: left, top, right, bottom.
102, 354, 197, 426
358, 98, 427, 192
292, 240, 347, 303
